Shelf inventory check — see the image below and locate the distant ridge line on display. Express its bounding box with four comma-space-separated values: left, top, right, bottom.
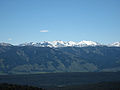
0, 40, 120, 47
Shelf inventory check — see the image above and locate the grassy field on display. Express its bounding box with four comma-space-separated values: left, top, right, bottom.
0, 72, 120, 89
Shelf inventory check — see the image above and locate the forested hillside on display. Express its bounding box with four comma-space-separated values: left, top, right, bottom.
0, 46, 120, 74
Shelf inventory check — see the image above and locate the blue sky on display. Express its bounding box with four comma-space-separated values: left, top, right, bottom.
0, 0, 120, 44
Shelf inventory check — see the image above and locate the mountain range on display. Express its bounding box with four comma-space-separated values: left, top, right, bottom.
0, 40, 120, 74
0, 40, 120, 47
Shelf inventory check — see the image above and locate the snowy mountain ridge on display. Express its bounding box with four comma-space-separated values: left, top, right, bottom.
19, 40, 100, 47
19, 40, 120, 47
0, 41, 120, 47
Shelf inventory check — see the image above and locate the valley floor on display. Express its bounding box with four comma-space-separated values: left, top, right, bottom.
0, 72, 120, 90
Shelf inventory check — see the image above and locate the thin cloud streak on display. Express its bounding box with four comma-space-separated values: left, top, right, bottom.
40, 30, 48, 32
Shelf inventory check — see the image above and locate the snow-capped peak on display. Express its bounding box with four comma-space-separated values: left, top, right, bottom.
77, 40, 99, 46
0, 43, 12, 46
111, 42, 120, 47
67, 41, 76, 45
51, 40, 66, 47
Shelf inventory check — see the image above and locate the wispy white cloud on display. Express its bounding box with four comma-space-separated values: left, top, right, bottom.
8, 38, 12, 41
40, 30, 48, 33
